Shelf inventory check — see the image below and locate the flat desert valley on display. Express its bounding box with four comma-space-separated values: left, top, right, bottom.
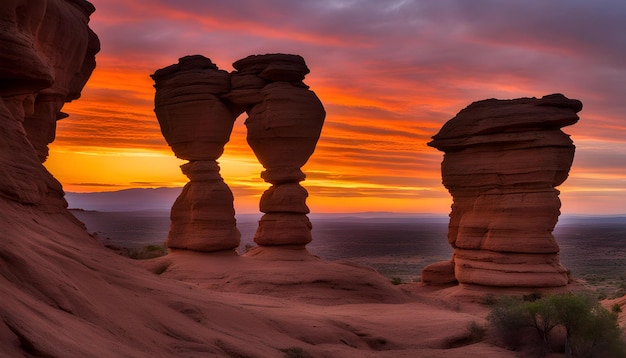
70, 208, 626, 299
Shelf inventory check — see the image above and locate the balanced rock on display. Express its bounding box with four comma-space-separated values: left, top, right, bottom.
425, 94, 582, 288
152, 55, 233, 161
232, 53, 310, 82
152, 56, 240, 252
231, 54, 325, 247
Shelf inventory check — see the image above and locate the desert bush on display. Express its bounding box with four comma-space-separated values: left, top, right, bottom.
106, 244, 168, 260
390, 277, 402, 285
487, 293, 626, 357
569, 303, 626, 358
486, 297, 528, 348
467, 321, 486, 342
523, 292, 543, 302
524, 298, 559, 349
480, 293, 498, 306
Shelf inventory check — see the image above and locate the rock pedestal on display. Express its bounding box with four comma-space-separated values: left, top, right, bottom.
229, 54, 326, 247
424, 94, 582, 287
152, 55, 240, 252
168, 161, 239, 251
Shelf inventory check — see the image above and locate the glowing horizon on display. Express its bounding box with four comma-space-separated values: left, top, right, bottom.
45, 0, 626, 215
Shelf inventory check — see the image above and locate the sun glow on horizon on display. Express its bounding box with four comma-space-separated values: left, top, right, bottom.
43, 0, 626, 215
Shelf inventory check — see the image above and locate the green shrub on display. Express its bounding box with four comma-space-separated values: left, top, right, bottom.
467, 321, 486, 341
486, 297, 528, 348
487, 293, 626, 357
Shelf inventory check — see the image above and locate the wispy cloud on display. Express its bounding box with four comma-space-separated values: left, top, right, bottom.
48, 0, 626, 214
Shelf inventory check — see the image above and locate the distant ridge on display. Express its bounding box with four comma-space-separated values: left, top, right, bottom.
65, 187, 182, 212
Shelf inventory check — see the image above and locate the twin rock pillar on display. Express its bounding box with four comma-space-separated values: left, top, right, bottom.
152, 54, 325, 252
423, 94, 582, 288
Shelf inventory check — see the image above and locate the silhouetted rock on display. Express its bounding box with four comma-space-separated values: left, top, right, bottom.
152, 55, 240, 252
425, 94, 582, 288
231, 54, 325, 247
0, 0, 99, 206
153, 53, 325, 251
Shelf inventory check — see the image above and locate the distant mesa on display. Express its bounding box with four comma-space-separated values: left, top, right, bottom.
151, 54, 325, 253
423, 94, 583, 288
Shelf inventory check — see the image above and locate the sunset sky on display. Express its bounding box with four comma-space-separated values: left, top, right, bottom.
45, 0, 626, 214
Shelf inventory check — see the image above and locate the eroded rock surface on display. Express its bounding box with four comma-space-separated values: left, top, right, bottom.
0, 3, 523, 358
152, 56, 240, 252
152, 53, 325, 251
425, 94, 582, 287
0, 0, 99, 207
231, 54, 325, 247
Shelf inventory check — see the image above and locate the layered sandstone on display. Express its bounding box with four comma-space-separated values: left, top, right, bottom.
0, 0, 99, 207
152, 56, 240, 252
0, 3, 525, 357
152, 54, 325, 251
424, 94, 582, 287
229, 54, 326, 247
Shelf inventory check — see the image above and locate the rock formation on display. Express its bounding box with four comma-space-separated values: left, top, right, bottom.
0, 0, 99, 207
228, 54, 326, 247
0, 3, 536, 357
152, 56, 240, 252
152, 53, 325, 251
423, 94, 582, 287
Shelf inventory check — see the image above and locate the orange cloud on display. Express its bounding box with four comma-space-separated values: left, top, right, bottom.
45, 0, 626, 215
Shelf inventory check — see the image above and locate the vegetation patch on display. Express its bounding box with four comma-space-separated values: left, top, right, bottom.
487, 292, 626, 357
105, 244, 168, 260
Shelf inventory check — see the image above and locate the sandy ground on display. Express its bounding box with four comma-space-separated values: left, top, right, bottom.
1, 199, 623, 357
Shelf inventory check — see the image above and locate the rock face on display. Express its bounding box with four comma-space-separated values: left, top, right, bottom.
152, 56, 240, 252
152, 54, 325, 251
0, 0, 99, 207
424, 94, 582, 287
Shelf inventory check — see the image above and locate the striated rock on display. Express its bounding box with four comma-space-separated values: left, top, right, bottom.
153, 53, 325, 251
232, 53, 310, 82
152, 55, 233, 161
19, 0, 100, 162
0, 0, 99, 206
1, 5, 524, 358
167, 162, 240, 251
232, 54, 325, 247
152, 56, 240, 252
421, 260, 457, 285
424, 94, 582, 288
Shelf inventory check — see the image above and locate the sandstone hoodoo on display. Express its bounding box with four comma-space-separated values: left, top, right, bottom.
423, 94, 582, 288
152, 53, 325, 251
152, 55, 240, 252
230, 54, 326, 247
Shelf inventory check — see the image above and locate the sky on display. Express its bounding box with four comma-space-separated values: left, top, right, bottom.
45, 0, 626, 214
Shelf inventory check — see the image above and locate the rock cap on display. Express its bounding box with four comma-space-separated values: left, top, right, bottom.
233, 53, 310, 82
429, 94, 582, 151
